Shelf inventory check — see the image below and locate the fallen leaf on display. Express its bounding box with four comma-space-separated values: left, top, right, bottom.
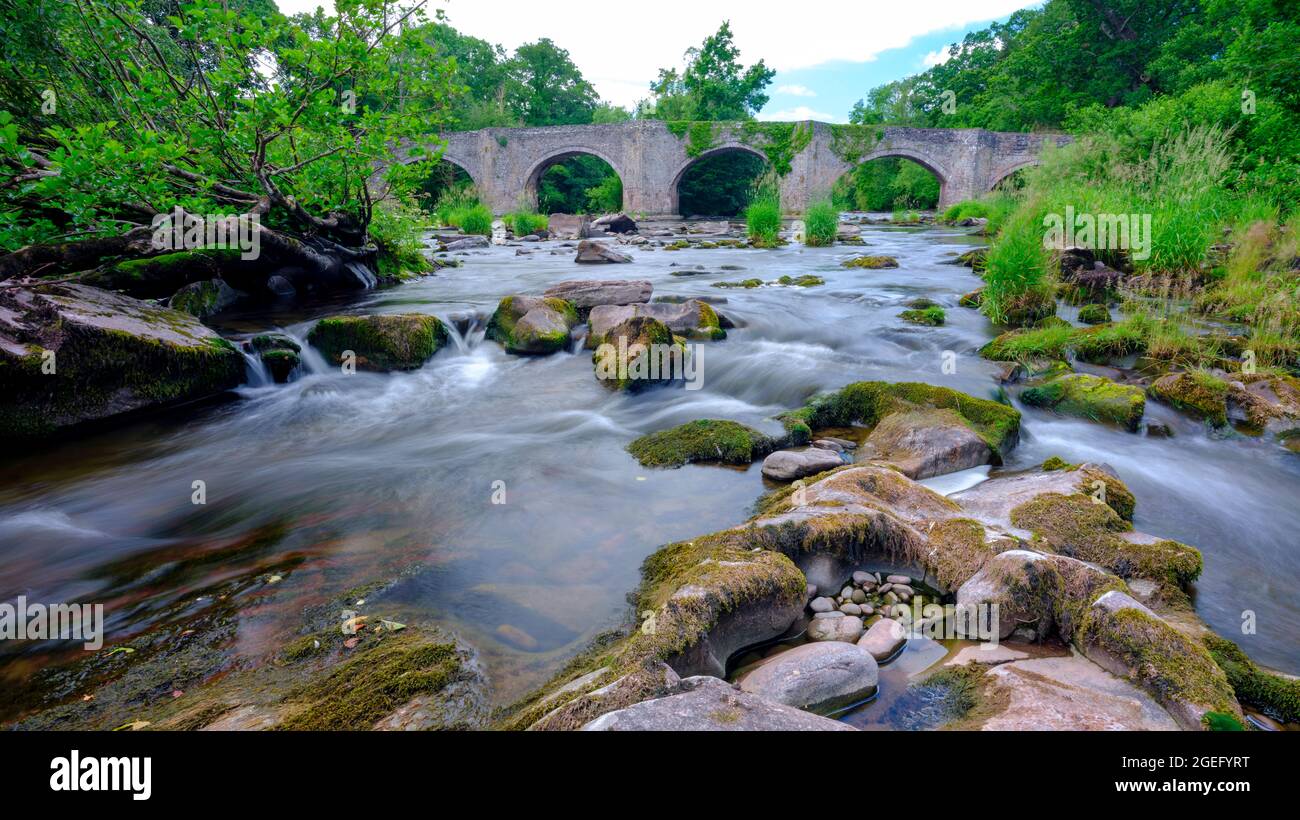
379, 619, 406, 632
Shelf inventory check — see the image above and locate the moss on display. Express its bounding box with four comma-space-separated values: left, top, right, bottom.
900, 306, 946, 325
1077, 303, 1112, 324
1020, 373, 1146, 431
251, 334, 301, 353
1077, 605, 1239, 719
1071, 322, 1147, 363
920, 663, 1009, 730
83, 247, 244, 298
711, 278, 764, 289
924, 517, 1001, 591
779, 381, 1021, 458
1010, 493, 1201, 587
307, 313, 447, 371
777, 274, 825, 287
1002, 289, 1057, 327
1203, 634, 1300, 724
591, 316, 681, 391
842, 255, 899, 269
1202, 711, 1247, 730
1041, 456, 1075, 471
958, 289, 984, 308
276, 630, 472, 731
664, 239, 691, 251
1149, 371, 1229, 427
738, 121, 813, 176
627, 419, 777, 468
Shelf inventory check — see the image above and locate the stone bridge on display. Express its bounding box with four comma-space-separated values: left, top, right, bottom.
387, 121, 1068, 215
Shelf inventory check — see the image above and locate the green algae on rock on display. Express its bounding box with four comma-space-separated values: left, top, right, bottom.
1076, 303, 1112, 324
308, 313, 448, 371
1020, 373, 1146, 431
1149, 370, 1229, 426
841, 255, 899, 269
900, 306, 946, 325
0, 284, 244, 438
627, 419, 779, 468
486, 295, 578, 355
591, 315, 685, 392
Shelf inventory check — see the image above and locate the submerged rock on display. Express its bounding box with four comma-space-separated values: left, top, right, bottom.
737, 641, 878, 713
582, 676, 854, 731
486, 295, 578, 355
0, 284, 244, 437
1020, 373, 1145, 431
307, 313, 448, 371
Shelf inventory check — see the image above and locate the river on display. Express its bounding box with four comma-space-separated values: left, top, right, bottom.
1, 217, 1296, 717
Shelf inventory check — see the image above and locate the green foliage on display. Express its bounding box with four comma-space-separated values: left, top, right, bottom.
0, 0, 460, 251
448, 204, 493, 236
980, 203, 1055, 326
803, 199, 838, 247
432, 186, 480, 228
745, 186, 782, 248
370, 199, 431, 280
900, 306, 946, 326
627, 419, 776, 468
507, 212, 548, 237
678, 151, 767, 216
642, 21, 774, 121
941, 194, 1017, 234
505, 38, 599, 126
537, 155, 621, 214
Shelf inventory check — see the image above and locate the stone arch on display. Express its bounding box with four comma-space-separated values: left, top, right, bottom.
852, 148, 951, 205
987, 159, 1040, 191
521, 147, 625, 211
669, 144, 770, 215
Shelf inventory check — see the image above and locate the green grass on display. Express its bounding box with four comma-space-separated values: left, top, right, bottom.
506, 211, 548, 237
980, 203, 1055, 326
803, 199, 838, 247
745, 188, 782, 248
449, 204, 493, 236
941, 193, 1017, 234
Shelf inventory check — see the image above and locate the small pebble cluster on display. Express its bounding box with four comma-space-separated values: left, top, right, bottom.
806, 571, 918, 644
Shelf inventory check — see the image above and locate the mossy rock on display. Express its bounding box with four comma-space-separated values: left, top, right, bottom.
0, 284, 244, 438
842, 255, 899, 269
711, 278, 764, 289
1001, 289, 1057, 327
591, 315, 683, 391
259, 349, 301, 383
1010, 492, 1200, 587
1020, 373, 1145, 431
82, 247, 246, 299
950, 248, 987, 271
627, 419, 780, 468
776, 274, 824, 287
168, 278, 245, 319
900, 306, 946, 326
308, 313, 448, 371
958, 289, 984, 308
779, 381, 1021, 458
486, 295, 578, 355
1077, 303, 1112, 324
1076, 594, 1239, 730
1203, 634, 1300, 724
1149, 371, 1228, 427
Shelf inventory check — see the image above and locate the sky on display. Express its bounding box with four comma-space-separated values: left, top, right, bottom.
275, 0, 1042, 122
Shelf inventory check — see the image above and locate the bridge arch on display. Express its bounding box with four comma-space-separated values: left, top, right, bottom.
988, 159, 1040, 191
522, 146, 625, 211
852, 148, 952, 207
669, 144, 770, 215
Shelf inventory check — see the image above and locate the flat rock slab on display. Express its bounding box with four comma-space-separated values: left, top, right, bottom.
582, 676, 855, 731
761, 447, 845, 481
857, 617, 908, 661
944, 644, 1030, 667
978, 652, 1179, 731
543, 279, 652, 310
574, 240, 632, 264
737, 642, 878, 713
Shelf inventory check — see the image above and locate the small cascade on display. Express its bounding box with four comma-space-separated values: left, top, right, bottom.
344, 260, 378, 289
445, 313, 487, 354
239, 346, 272, 387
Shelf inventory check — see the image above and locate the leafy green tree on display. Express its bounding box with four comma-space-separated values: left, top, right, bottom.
643, 21, 774, 122
506, 38, 598, 127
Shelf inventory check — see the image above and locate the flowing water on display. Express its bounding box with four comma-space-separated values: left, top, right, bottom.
2, 217, 1297, 716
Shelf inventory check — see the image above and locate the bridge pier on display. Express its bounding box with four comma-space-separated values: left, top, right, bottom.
383, 122, 1066, 218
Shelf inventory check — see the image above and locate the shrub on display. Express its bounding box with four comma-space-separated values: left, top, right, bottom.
745, 187, 782, 248
450, 204, 493, 236
803, 199, 838, 247
369, 199, 431, 280
507, 212, 548, 237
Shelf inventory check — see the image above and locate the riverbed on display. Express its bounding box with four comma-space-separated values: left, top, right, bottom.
1, 217, 1296, 718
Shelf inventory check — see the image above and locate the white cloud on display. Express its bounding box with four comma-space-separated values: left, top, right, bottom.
275, 0, 1037, 108
775, 84, 816, 97
922, 48, 953, 67
761, 106, 841, 123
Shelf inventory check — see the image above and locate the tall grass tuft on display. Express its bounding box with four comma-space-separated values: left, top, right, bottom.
507, 211, 548, 237
980, 200, 1055, 325
434, 186, 479, 228
746, 185, 782, 248
450, 204, 493, 236
804, 199, 838, 247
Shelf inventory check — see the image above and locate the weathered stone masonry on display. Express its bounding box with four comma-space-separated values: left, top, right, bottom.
387, 121, 1069, 215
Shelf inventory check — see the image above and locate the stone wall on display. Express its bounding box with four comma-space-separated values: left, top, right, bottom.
385, 121, 1069, 216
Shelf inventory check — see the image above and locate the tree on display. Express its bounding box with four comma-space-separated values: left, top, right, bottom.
643, 21, 774, 122
0, 0, 459, 282
505, 38, 598, 127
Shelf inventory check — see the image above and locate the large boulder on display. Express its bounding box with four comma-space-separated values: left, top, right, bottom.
543, 279, 652, 314
760, 447, 846, 481
574, 240, 632, 264
806, 613, 865, 643
547, 214, 584, 240
308, 313, 448, 371
591, 315, 684, 392
0, 284, 244, 437
863, 408, 994, 479
955, 549, 1061, 640
591, 213, 638, 234
441, 235, 489, 251
587, 299, 725, 346
1020, 373, 1146, 431
582, 676, 854, 731
485, 295, 578, 355
737, 641, 878, 713
80, 247, 247, 299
